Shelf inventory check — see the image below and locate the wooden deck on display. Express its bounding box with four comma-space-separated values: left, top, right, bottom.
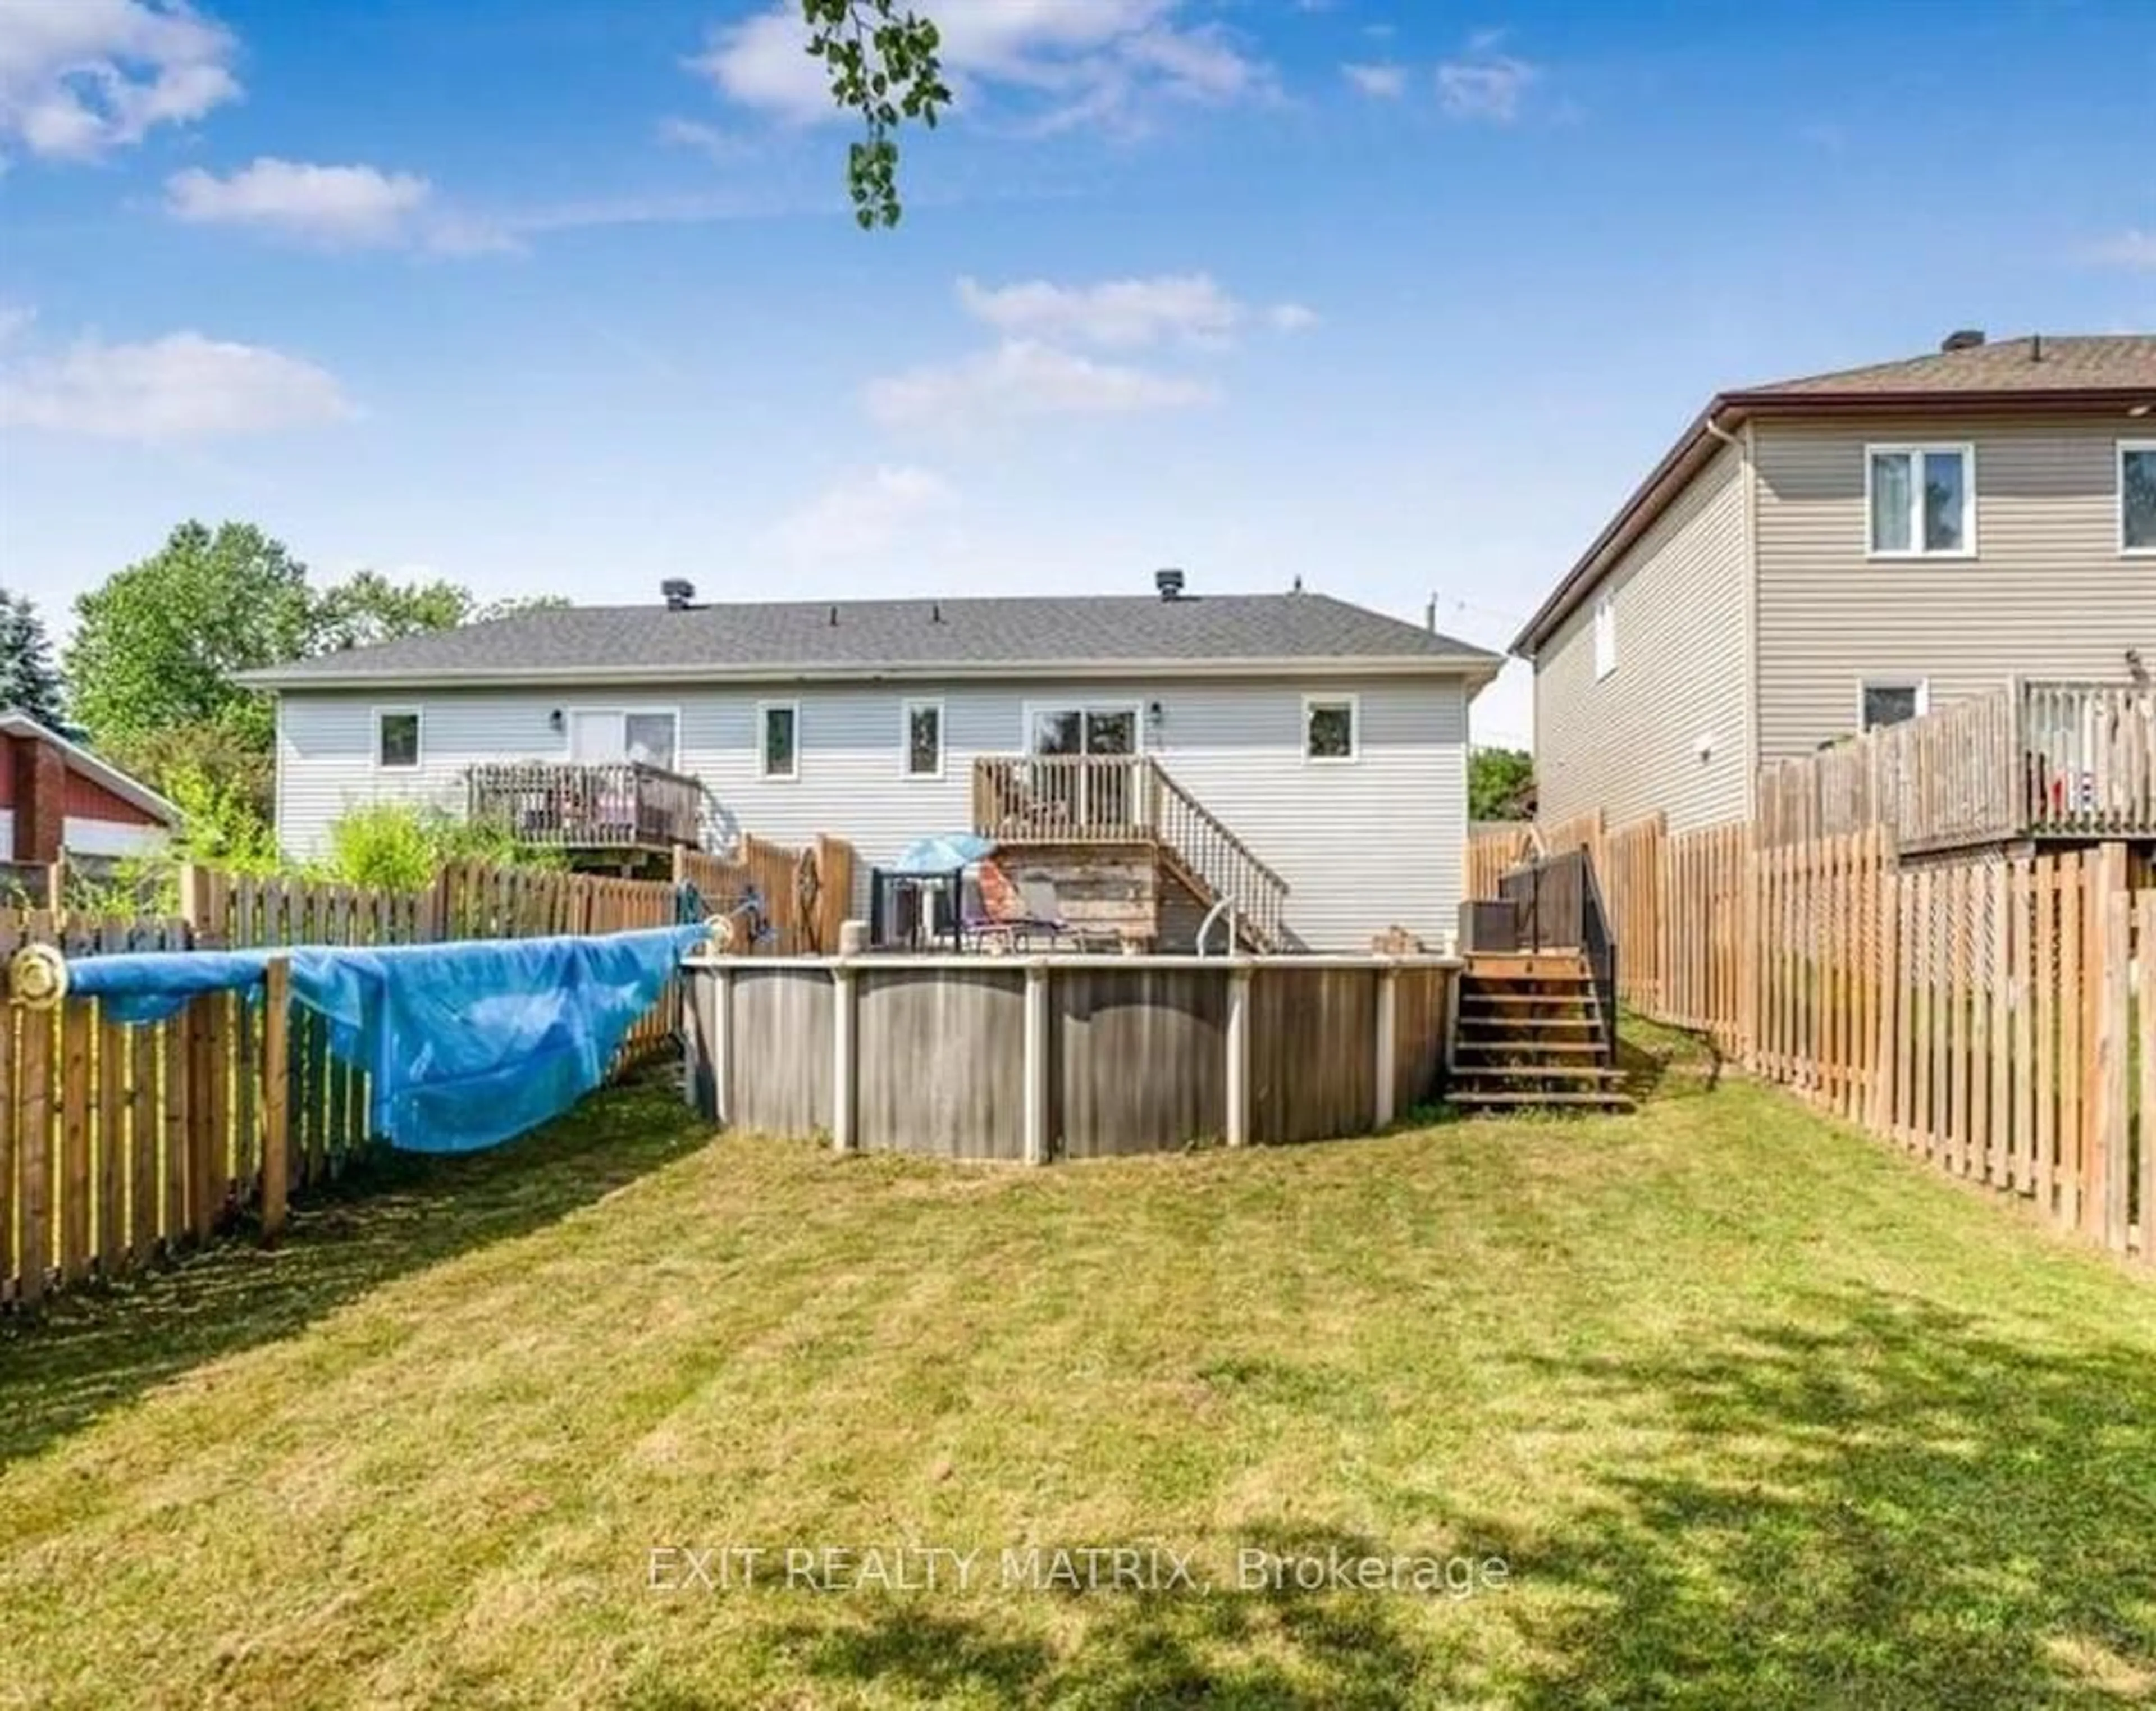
466, 761, 703, 854
971, 754, 1290, 950
1757, 680, 2156, 852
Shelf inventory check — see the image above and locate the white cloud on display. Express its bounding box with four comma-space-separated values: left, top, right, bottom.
688, 0, 1271, 136
1436, 33, 1540, 124
166, 158, 435, 248
0, 330, 353, 440
766, 466, 957, 560
1342, 62, 1407, 99
956, 273, 1243, 349
955, 273, 1317, 349
0, 0, 238, 161
864, 339, 1214, 428
161, 156, 529, 254
655, 115, 748, 163
2086, 229, 2156, 272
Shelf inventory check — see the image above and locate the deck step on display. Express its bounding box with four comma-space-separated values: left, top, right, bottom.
1456, 1015, 1603, 1030
1449, 1088, 1636, 1111
1451, 1065, 1625, 1084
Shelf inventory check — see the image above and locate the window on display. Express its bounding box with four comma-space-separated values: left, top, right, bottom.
1860, 679, 1928, 732
376, 709, 421, 769
902, 699, 943, 778
2122, 441, 2156, 554
1592, 591, 1616, 681
567, 708, 677, 771
759, 701, 799, 780
1303, 695, 1357, 761
1868, 444, 1974, 556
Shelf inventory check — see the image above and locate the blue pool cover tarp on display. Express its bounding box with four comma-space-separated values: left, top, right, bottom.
62, 926, 706, 1155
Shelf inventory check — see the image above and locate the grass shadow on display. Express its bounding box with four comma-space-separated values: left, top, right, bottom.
1616, 1012, 1723, 1103
1469, 1285, 2156, 1708
0, 1066, 708, 1467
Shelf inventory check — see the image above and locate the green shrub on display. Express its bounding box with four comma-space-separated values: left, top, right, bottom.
317, 801, 565, 893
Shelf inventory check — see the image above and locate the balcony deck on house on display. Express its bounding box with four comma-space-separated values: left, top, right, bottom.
970, 753, 1290, 950
466, 761, 702, 855
1757, 680, 2156, 852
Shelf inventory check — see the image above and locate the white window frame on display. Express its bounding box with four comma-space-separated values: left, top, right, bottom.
1865, 442, 1976, 560
373, 706, 423, 771
1592, 591, 1616, 682
560, 705, 682, 772
900, 697, 945, 780
757, 700, 801, 782
1856, 677, 1930, 733
1301, 693, 1360, 764
1017, 701, 1146, 757
2120, 439, 2156, 557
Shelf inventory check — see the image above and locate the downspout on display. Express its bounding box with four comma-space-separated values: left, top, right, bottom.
1703, 414, 1759, 820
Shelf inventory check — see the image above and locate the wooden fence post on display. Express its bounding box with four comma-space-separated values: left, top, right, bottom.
260, 957, 291, 1244
2094, 845, 2131, 1254
830, 961, 857, 1154
1022, 961, 1050, 1166
1224, 965, 1252, 1148
1373, 963, 1398, 1129
17, 997, 51, 1310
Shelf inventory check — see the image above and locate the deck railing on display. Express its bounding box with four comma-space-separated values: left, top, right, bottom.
467, 761, 704, 850
1756, 679, 2156, 851
971, 754, 1291, 949
1496, 846, 1617, 1062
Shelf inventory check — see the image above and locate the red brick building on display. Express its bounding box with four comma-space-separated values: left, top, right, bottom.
0, 711, 180, 865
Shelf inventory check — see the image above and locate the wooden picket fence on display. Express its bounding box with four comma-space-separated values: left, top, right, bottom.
1467, 823, 1536, 904
675, 832, 857, 955
1478, 810, 2154, 1264
0, 860, 683, 1312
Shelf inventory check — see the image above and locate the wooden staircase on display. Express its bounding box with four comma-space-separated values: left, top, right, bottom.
1448, 953, 1632, 1112
972, 754, 1291, 951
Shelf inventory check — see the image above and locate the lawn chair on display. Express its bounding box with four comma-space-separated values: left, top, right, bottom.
963, 860, 1065, 952
1019, 874, 1122, 952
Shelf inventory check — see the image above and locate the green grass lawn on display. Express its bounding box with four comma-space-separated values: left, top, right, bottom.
4, 1038, 2155, 1710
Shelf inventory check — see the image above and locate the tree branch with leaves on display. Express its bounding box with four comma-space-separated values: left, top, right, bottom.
803, 0, 951, 227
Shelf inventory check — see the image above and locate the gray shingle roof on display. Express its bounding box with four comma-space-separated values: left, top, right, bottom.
1746, 334, 2156, 397
248, 592, 1499, 687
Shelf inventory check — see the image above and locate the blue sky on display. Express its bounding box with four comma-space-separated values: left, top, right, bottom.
1, 0, 2151, 747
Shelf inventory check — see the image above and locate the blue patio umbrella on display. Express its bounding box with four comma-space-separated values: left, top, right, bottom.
889, 832, 998, 875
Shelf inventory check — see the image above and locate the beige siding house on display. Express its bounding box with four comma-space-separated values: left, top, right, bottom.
1517, 334, 2156, 832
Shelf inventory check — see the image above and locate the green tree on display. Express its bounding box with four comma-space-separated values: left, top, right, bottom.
311, 569, 475, 653
1470, 746, 1536, 822
313, 573, 568, 651
99, 714, 277, 824
66, 521, 317, 752
0, 585, 66, 727
805, 0, 950, 227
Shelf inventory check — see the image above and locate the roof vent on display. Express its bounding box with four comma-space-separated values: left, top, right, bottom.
660, 578, 696, 611
1155, 567, 1185, 601
1940, 328, 1985, 353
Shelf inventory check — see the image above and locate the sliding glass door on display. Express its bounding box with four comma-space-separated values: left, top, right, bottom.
1028, 705, 1141, 832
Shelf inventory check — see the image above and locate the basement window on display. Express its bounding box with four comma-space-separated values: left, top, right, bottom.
1868, 444, 1974, 556
1303, 695, 1358, 761
376, 709, 421, 769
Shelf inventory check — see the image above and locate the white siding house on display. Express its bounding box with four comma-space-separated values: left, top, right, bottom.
251, 590, 1499, 953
